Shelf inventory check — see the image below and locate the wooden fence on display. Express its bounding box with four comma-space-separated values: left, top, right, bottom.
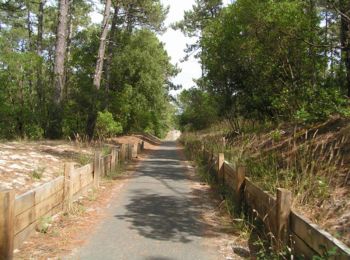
202, 148, 350, 259
0, 141, 144, 259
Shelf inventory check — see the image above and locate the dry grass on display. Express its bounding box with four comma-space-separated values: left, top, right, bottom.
180, 116, 350, 247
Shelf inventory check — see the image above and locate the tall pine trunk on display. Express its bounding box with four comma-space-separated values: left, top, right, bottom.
105, 4, 120, 92
340, 0, 350, 97
93, 0, 112, 90
49, 0, 69, 138
64, 2, 74, 99
54, 0, 69, 103
36, 0, 45, 109
87, 0, 112, 140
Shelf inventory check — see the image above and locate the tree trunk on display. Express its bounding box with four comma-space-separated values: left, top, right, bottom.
105, 4, 120, 92
36, 0, 45, 105
49, 0, 69, 138
340, 0, 350, 97
53, 0, 69, 104
126, 4, 134, 33
93, 0, 112, 90
64, 1, 74, 99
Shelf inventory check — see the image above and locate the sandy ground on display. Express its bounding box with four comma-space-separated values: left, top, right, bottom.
0, 141, 94, 194
14, 138, 251, 260
0, 135, 150, 195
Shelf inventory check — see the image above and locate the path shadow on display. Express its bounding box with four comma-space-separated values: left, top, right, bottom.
115, 191, 210, 243
145, 257, 175, 260
114, 141, 217, 244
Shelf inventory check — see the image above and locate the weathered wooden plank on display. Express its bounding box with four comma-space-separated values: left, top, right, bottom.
224, 164, 236, 188
224, 163, 246, 209
34, 176, 64, 206
132, 144, 138, 158
13, 203, 62, 250
72, 183, 93, 201
15, 189, 64, 235
80, 171, 93, 189
276, 188, 292, 249
100, 157, 105, 177
217, 153, 224, 184
111, 148, 117, 171
15, 190, 35, 217
15, 176, 64, 216
244, 179, 276, 233
103, 155, 111, 175
291, 232, 318, 259
74, 163, 93, 176
290, 211, 350, 259
93, 152, 101, 188
64, 163, 74, 212
0, 190, 15, 260
71, 172, 81, 195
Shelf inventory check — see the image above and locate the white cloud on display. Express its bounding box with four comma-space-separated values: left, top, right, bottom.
158, 0, 201, 95
159, 0, 232, 95
90, 1, 233, 95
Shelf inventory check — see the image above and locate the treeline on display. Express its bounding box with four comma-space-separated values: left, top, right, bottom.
176, 0, 350, 131
0, 0, 177, 140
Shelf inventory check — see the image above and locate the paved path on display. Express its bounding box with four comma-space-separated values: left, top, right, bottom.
77, 141, 221, 260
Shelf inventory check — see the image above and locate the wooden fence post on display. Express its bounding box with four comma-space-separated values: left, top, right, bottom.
218, 153, 225, 185
93, 152, 101, 188
0, 189, 15, 260
276, 188, 292, 250
100, 157, 105, 177
235, 166, 246, 208
64, 163, 75, 212
121, 144, 126, 162
128, 144, 132, 160
115, 150, 119, 167
111, 148, 116, 171
141, 141, 144, 151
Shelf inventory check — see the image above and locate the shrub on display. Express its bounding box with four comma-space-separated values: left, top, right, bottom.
95, 111, 123, 139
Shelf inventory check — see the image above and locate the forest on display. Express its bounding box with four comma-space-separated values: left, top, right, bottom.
1, 0, 350, 138
0, 0, 177, 140
176, 0, 350, 130
176, 0, 350, 250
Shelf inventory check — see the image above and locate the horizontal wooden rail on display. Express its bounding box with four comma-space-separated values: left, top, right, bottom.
194, 142, 350, 259
0, 140, 145, 259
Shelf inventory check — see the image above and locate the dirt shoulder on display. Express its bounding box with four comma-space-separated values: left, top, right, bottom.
177, 143, 251, 259
13, 151, 149, 259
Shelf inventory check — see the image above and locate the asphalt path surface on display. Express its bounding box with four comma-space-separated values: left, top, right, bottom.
77, 141, 221, 260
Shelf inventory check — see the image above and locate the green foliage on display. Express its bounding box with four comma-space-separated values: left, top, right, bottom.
106, 30, 177, 137
95, 111, 123, 139
36, 216, 52, 234
176, 0, 350, 127
270, 130, 282, 142
30, 167, 45, 180
178, 88, 219, 131
0, 0, 176, 140
295, 89, 350, 123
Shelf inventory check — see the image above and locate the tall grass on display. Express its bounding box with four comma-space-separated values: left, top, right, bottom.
180, 127, 348, 209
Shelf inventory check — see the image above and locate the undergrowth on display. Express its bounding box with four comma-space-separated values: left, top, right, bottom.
180, 126, 349, 258
184, 144, 291, 259
180, 121, 347, 209
104, 162, 126, 180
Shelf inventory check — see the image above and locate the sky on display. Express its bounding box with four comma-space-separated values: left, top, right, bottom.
158, 0, 231, 94
91, 1, 231, 94
158, 0, 201, 92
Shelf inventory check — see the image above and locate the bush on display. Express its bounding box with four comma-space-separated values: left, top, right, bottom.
295, 88, 350, 123
95, 111, 123, 139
